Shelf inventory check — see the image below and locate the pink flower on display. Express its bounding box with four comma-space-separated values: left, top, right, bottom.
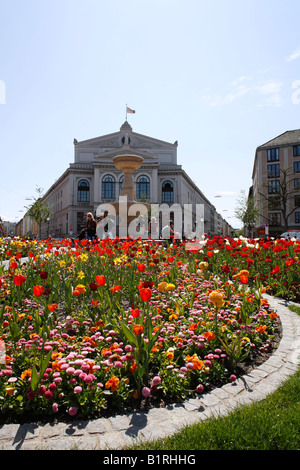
152, 376, 161, 385
74, 386, 82, 394
38, 385, 46, 395
27, 390, 35, 400
52, 403, 59, 413
68, 406, 78, 416
141, 386, 151, 398
45, 390, 53, 400
230, 374, 237, 382
196, 384, 204, 394
84, 374, 95, 383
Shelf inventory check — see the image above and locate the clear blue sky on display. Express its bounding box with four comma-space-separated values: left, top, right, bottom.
1, 0, 300, 229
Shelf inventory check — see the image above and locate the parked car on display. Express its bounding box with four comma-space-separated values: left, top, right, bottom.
280, 231, 300, 239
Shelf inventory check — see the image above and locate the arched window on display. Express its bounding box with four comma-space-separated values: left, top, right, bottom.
78, 179, 90, 202
162, 180, 174, 203
137, 175, 150, 200
102, 175, 115, 199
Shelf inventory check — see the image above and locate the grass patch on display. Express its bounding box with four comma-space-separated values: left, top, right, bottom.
127, 368, 300, 450
288, 304, 300, 316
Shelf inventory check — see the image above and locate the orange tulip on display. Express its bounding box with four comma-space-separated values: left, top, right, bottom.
240, 275, 248, 285
75, 284, 86, 294
48, 304, 57, 312
133, 324, 143, 336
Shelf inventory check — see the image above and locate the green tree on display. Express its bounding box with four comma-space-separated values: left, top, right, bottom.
25, 186, 52, 238
259, 167, 300, 232
234, 190, 259, 236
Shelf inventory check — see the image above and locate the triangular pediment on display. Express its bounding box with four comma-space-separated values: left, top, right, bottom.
75, 121, 177, 152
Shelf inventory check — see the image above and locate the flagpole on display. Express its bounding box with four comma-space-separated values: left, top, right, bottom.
125, 103, 127, 121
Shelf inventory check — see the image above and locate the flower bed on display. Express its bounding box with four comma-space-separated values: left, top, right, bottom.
0, 234, 297, 423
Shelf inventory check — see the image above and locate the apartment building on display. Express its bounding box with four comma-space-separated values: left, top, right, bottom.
251, 129, 300, 237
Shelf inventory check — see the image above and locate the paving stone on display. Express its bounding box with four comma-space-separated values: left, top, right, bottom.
98, 431, 126, 450
0, 424, 19, 441
109, 414, 131, 431
85, 418, 109, 434
46, 438, 73, 450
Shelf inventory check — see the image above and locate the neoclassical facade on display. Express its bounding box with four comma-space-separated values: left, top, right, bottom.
18, 122, 233, 238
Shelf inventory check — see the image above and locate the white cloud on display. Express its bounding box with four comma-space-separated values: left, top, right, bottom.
200, 77, 252, 107
286, 47, 300, 62
255, 80, 284, 107
201, 76, 284, 108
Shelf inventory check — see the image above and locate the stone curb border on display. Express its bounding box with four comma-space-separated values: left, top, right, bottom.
0, 294, 299, 450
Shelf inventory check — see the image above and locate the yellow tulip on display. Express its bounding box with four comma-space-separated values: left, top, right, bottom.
209, 290, 225, 308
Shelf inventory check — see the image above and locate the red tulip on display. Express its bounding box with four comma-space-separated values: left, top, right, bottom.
96, 275, 106, 286
131, 308, 140, 318
137, 263, 146, 272
14, 274, 26, 286
33, 285, 44, 297
39, 271, 48, 279
140, 287, 151, 302
89, 282, 98, 292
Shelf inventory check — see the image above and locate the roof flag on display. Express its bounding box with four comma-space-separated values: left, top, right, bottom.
126, 105, 136, 120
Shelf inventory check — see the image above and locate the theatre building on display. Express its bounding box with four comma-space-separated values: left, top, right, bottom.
17, 121, 232, 238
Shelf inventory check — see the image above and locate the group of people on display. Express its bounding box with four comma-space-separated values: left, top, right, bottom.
75, 212, 179, 243
77, 211, 113, 241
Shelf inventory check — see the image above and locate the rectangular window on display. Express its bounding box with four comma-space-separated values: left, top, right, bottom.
294, 161, 300, 173
268, 213, 281, 226
267, 164, 280, 178
268, 196, 280, 210
294, 178, 300, 189
295, 195, 300, 207
293, 145, 300, 157
268, 180, 279, 194
295, 212, 300, 223
267, 148, 279, 162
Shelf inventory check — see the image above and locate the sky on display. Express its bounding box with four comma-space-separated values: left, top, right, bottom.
1, 0, 300, 230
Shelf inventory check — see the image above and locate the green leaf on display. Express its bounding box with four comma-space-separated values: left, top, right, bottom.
9, 322, 21, 342
30, 365, 39, 392
40, 350, 52, 377
119, 322, 138, 347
